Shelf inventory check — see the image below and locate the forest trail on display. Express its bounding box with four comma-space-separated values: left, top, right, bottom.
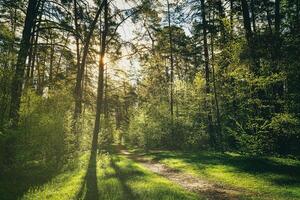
119, 149, 247, 200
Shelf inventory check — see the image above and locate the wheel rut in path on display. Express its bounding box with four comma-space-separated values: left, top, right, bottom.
120, 150, 250, 200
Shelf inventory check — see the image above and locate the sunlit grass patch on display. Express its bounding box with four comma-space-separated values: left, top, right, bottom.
21, 154, 89, 200
145, 150, 300, 200
18, 151, 199, 200
96, 153, 124, 200
110, 155, 200, 200
22, 169, 86, 200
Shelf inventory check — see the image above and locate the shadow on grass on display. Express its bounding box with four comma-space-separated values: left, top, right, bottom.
76, 150, 99, 200
0, 163, 61, 200
148, 151, 300, 187
110, 157, 139, 200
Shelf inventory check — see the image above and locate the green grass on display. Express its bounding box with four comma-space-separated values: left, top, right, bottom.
0, 161, 64, 200
140, 150, 300, 200
2, 152, 199, 200
96, 154, 198, 200
5, 148, 298, 200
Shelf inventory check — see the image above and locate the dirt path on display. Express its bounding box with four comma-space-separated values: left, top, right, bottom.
120, 150, 248, 200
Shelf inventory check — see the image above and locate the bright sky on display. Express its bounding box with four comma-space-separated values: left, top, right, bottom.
109, 0, 142, 84
87, 0, 184, 85
86, 0, 140, 85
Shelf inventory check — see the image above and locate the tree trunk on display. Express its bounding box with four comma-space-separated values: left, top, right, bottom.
73, 0, 81, 115
275, 0, 280, 35
200, 0, 214, 147
263, 0, 273, 34
26, 34, 35, 81
104, 65, 109, 128
30, 0, 44, 83
241, 0, 260, 73
217, 0, 226, 42
297, 0, 299, 29
250, 0, 256, 33
210, 27, 222, 149
9, 0, 40, 126
74, 1, 105, 119
49, 33, 55, 84
92, 0, 109, 153
230, 0, 234, 32
241, 0, 252, 42
167, 0, 174, 122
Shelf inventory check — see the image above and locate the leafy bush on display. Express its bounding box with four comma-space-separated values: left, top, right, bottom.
267, 113, 300, 154
14, 89, 75, 168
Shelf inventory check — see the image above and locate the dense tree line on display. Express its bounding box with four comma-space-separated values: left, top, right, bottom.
0, 0, 137, 170
126, 0, 300, 155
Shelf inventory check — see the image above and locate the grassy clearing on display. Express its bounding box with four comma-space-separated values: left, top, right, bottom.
2, 152, 199, 200
97, 154, 199, 200
140, 150, 300, 200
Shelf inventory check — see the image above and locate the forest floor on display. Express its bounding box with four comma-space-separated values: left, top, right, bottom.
1, 146, 300, 200
119, 149, 248, 200
127, 148, 300, 200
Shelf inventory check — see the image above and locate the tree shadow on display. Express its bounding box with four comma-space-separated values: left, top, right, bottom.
0, 163, 61, 200
76, 150, 99, 200
148, 151, 300, 187
110, 157, 137, 200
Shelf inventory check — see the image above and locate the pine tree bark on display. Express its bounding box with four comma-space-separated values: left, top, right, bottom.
74, 1, 105, 119
200, 0, 214, 147
241, 0, 260, 73
92, 0, 109, 153
241, 0, 252, 42
211, 28, 222, 149
9, 0, 40, 126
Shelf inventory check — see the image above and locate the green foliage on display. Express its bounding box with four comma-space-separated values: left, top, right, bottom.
126, 107, 164, 149
99, 127, 115, 150
267, 113, 300, 154
126, 91, 210, 151
17, 89, 74, 167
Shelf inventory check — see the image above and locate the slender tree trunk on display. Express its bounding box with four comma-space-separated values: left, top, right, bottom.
30, 32, 38, 81
230, 0, 234, 32
241, 0, 260, 73
74, 2, 105, 119
297, 0, 299, 29
167, 0, 174, 122
73, 0, 81, 114
210, 29, 222, 149
263, 0, 273, 34
241, 0, 252, 42
49, 34, 55, 84
200, 0, 214, 146
92, 0, 109, 153
30, 0, 44, 83
273, 0, 284, 109
71, 0, 83, 147
73, 0, 81, 73
9, 0, 40, 126
275, 0, 280, 35
217, 0, 226, 42
26, 34, 35, 81
250, 0, 256, 33
104, 65, 109, 128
